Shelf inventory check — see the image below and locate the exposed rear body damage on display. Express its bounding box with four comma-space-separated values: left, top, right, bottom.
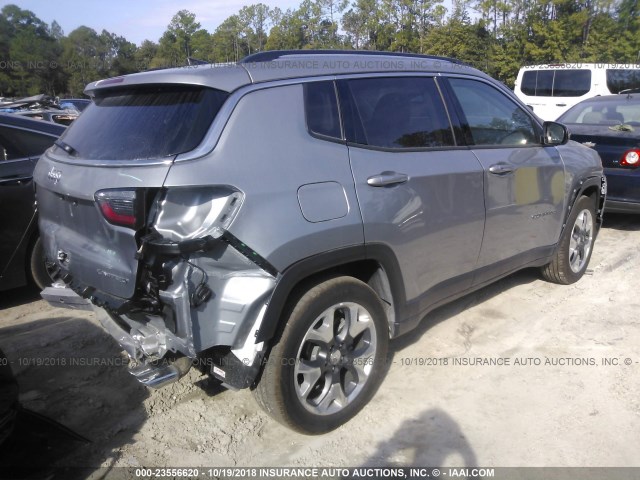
35, 50, 604, 433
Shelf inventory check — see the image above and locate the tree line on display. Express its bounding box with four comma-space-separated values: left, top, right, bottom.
1, 0, 638, 97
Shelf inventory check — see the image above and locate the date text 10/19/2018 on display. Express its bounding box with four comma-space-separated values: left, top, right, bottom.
134, 467, 496, 478
397, 357, 629, 367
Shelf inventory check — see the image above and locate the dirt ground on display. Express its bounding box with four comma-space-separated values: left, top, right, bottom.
1, 213, 639, 474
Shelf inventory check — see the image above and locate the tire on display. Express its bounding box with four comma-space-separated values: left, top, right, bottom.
29, 237, 53, 290
253, 276, 389, 434
541, 195, 596, 285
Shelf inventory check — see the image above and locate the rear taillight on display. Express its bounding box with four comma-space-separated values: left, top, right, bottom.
95, 189, 141, 229
620, 149, 640, 167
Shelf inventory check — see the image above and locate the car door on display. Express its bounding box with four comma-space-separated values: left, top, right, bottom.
337, 76, 486, 316
0, 124, 58, 282
444, 77, 566, 284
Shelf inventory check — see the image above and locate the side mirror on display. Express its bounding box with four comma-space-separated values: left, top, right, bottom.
543, 121, 569, 146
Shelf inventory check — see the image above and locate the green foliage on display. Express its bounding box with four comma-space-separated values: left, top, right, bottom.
1, 4, 62, 96
0, 4, 139, 96
212, 15, 246, 62
135, 40, 158, 71
1, 0, 639, 95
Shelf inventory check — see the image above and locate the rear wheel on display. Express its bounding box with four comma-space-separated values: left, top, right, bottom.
541, 195, 596, 284
29, 237, 53, 290
253, 276, 389, 434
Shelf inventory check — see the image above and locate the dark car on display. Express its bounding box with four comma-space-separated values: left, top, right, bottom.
0, 114, 65, 291
558, 92, 640, 213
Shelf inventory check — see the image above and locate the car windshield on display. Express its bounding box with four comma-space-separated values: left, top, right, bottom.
559, 97, 640, 125
58, 85, 229, 160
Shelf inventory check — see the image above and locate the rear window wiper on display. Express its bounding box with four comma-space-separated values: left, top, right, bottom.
54, 140, 78, 156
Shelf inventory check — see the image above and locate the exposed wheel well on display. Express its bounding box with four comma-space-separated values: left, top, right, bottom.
579, 183, 604, 228
296, 260, 396, 328
16, 230, 40, 288
582, 185, 598, 203
25, 231, 39, 265
265, 259, 397, 347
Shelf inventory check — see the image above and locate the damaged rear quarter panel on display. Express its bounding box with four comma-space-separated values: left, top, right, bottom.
163, 82, 364, 272
185, 246, 276, 352
105, 82, 364, 357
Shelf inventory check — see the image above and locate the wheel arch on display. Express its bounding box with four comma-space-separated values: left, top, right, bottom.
257, 244, 406, 345
562, 175, 605, 237
24, 226, 40, 266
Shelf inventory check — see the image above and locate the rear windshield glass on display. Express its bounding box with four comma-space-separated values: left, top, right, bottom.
558, 98, 640, 125
606, 69, 640, 93
59, 85, 228, 160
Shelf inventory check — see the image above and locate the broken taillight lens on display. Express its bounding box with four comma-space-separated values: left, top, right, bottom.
95, 189, 141, 229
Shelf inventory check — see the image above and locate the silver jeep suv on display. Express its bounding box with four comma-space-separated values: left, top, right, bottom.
34, 51, 605, 434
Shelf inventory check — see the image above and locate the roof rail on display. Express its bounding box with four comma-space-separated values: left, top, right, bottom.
619, 88, 640, 95
239, 50, 464, 65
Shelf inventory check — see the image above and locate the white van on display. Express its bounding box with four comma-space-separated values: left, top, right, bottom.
514, 63, 640, 120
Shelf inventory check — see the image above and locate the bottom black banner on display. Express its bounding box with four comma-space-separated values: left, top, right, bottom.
1, 467, 640, 480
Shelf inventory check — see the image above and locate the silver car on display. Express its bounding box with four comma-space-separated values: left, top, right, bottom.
34, 51, 605, 434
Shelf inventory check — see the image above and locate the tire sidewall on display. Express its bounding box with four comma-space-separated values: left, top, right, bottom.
275, 278, 389, 433
29, 237, 52, 290
560, 196, 596, 283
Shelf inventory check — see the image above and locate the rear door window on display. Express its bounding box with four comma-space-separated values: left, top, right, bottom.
337, 77, 454, 149
58, 86, 229, 161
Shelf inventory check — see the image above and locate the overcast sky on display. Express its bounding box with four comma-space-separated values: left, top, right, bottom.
1, 0, 303, 45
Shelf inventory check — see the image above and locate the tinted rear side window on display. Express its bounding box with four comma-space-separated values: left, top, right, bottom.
606, 69, 640, 93
59, 86, 228, 160
520, 70, 553, 96
304, 82, 342, 139
554, 70, 591, 96
338, 77, 454, 149
521, 71, 537, 96
519, 70, 590, 97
